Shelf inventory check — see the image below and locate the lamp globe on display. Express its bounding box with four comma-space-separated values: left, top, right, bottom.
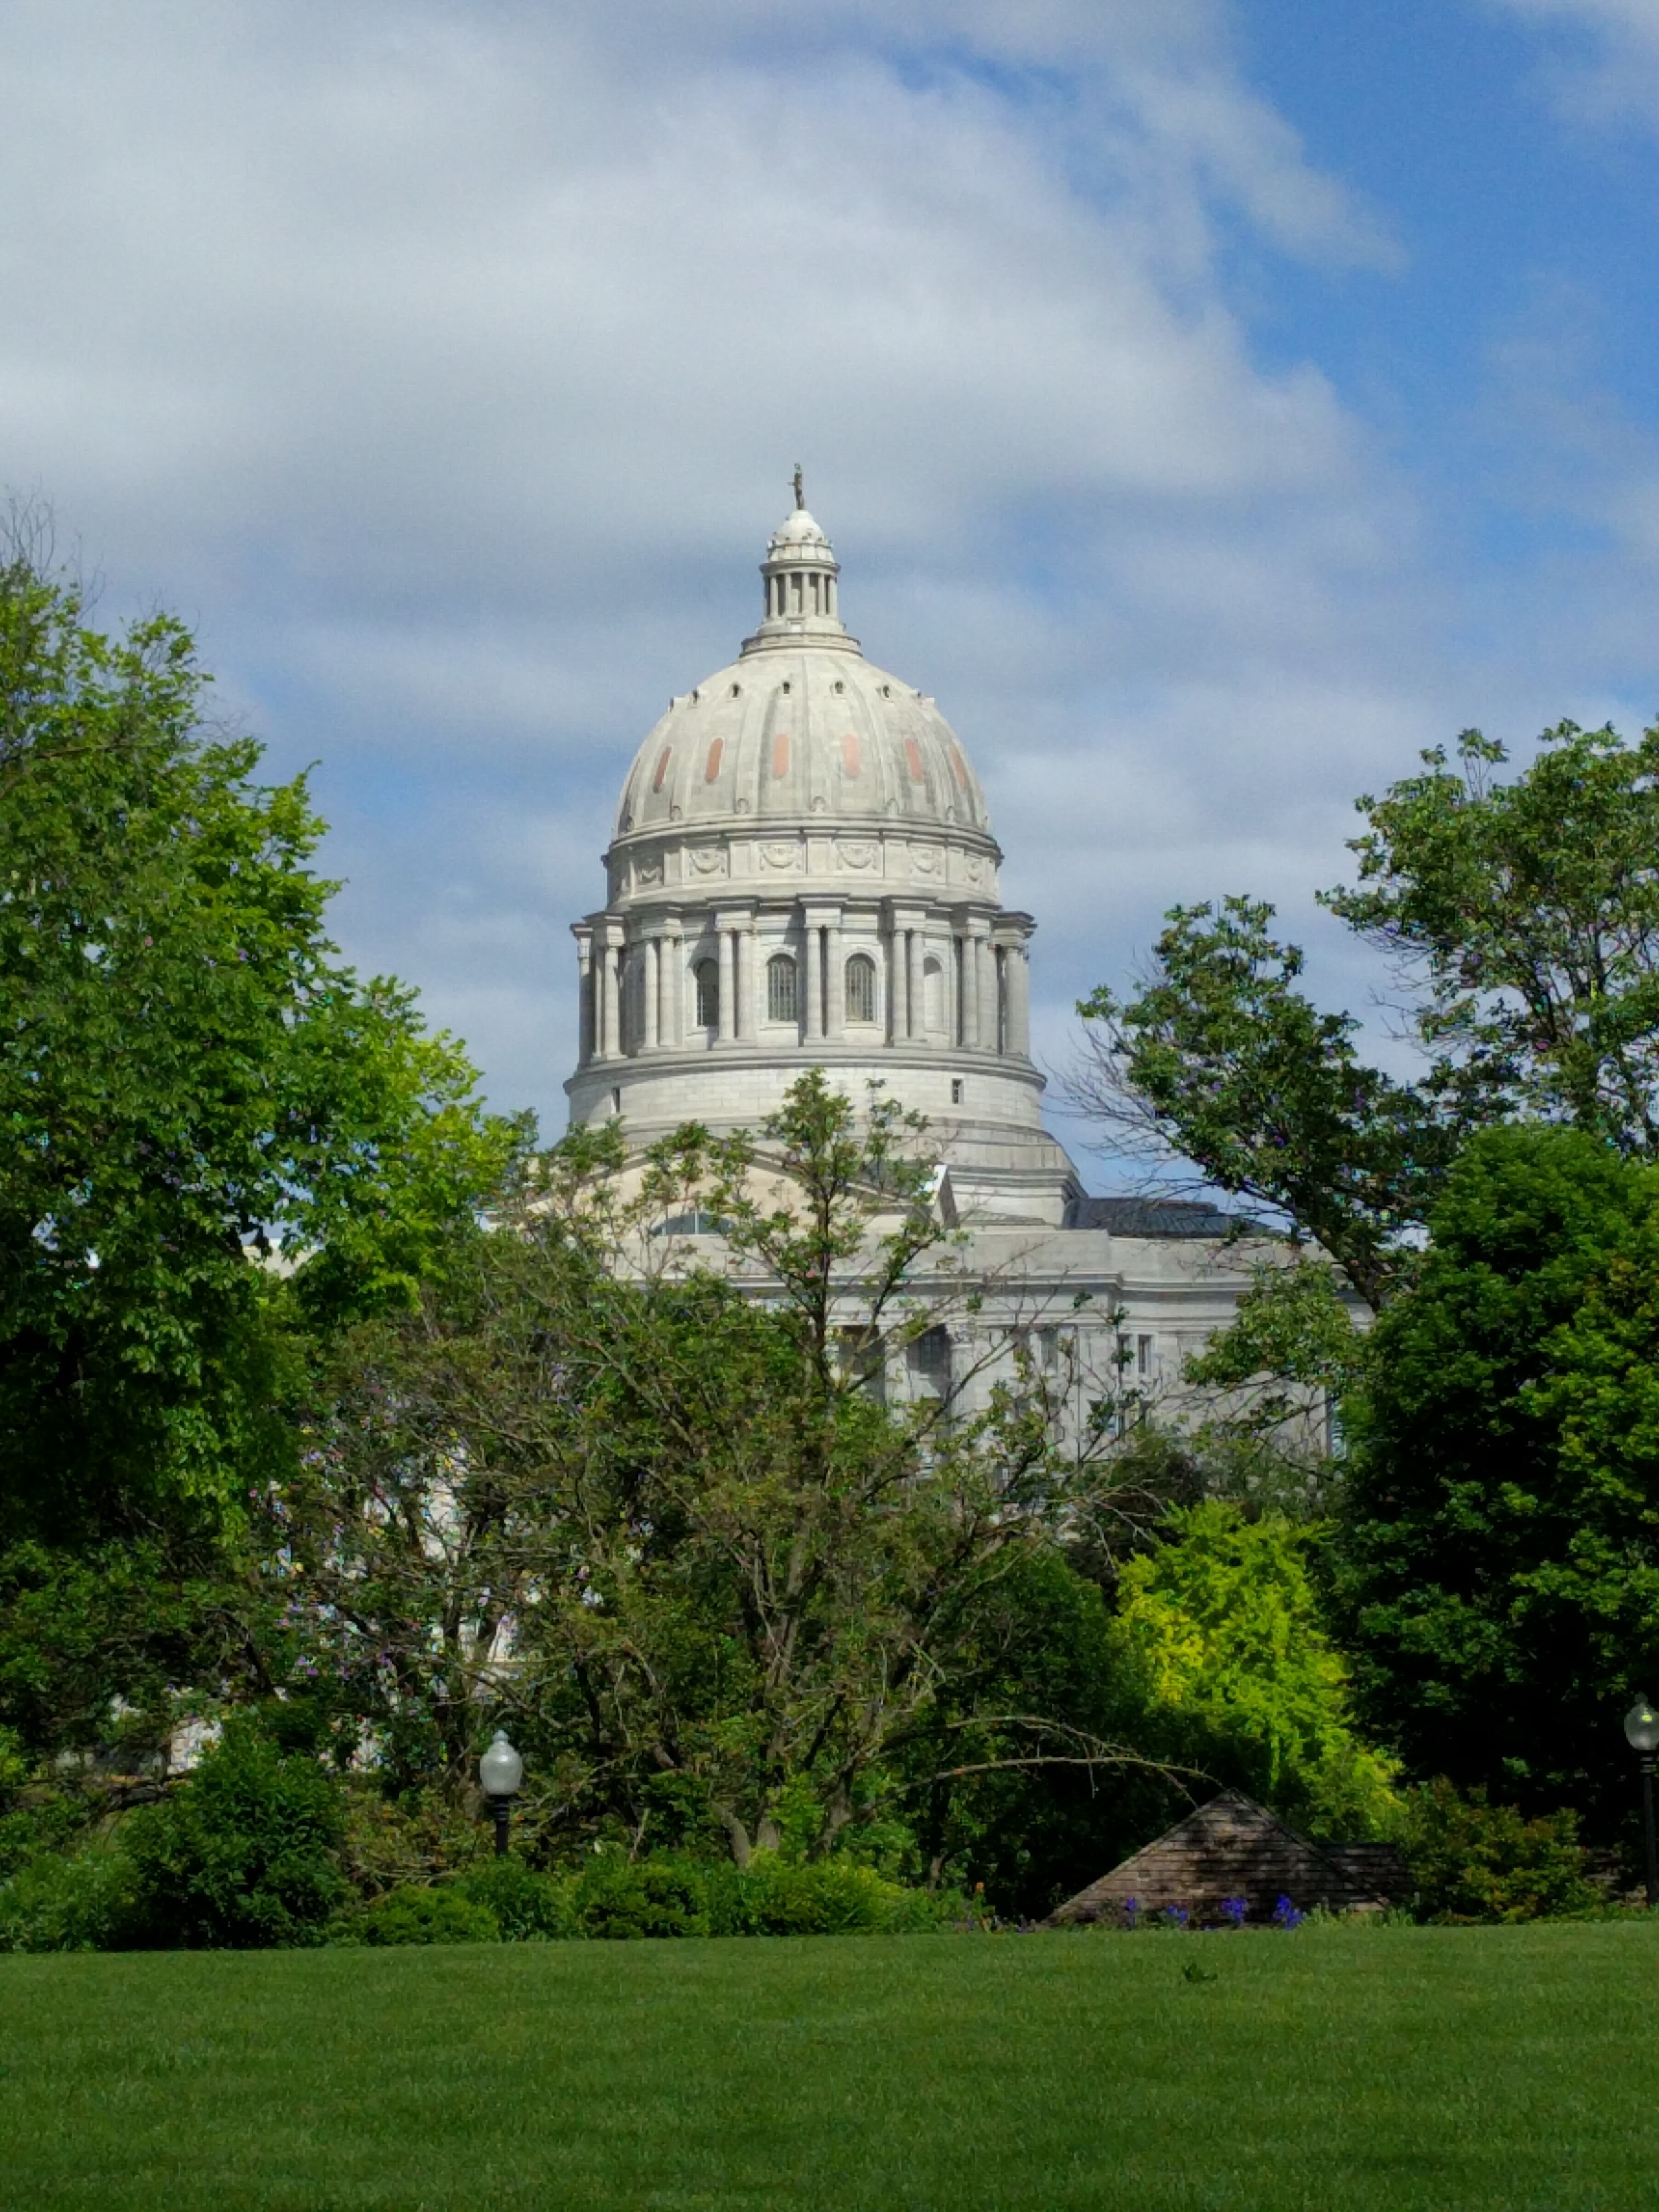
480, 1728, 524, 1798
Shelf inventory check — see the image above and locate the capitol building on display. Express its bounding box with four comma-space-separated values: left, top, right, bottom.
565, 488, 1264, 1416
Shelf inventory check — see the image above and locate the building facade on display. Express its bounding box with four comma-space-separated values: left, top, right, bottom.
565, 492, 1265, 1417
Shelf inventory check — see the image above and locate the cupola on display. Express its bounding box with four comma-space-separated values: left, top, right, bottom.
742, 467, 859, 657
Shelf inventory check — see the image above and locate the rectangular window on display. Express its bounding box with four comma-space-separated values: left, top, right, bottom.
1137, 1335, 1153, 1378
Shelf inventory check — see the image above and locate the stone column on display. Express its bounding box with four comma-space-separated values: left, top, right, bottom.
1007, 944, 1030, 1057
804, 905, 824, 1042
717, 926, 735, 1045
599, 927, 622, 1060
644, 938, 660, 1051
825, 911, 845, 1040
975, 924, 998, 1051
889, 904, 925, 1045
960, 932, 979, 1049
736, 915, 757, 1042
658, 922, 676, 1049
573, 926, 595, 1067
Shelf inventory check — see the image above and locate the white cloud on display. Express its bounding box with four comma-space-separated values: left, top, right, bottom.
1490, 0, 1659, 115
0, 1, 1442, 1150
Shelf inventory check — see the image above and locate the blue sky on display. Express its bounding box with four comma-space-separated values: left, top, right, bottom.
3, 0, 1659, 1176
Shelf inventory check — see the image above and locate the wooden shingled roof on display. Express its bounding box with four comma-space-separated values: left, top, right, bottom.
1046, 1791, 1407, 1926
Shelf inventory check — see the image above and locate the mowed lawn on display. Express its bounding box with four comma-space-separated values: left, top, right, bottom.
3, 1923, 1658, 2211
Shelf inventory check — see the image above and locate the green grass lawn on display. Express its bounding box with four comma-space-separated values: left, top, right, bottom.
3, 1923, 1658, 2210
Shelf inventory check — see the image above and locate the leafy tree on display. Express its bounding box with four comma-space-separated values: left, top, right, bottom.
1076, 720, 1659, 1329
0, 1537, 277, 1766
1109, 1500, 1399, 1838
1336, 1124, 1659, 1832
287, 1073, 1173, 1868
1329, 721, 1659, 1150
0, 522, 514, 1547
1076, 897, 1451, 1311
903, 1542, 1180, 1919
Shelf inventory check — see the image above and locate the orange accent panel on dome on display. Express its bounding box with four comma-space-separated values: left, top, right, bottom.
772, 733, 790, 778
841, 732, 861, 777
652, 747, 672, 792
704, 739, 723, 782
904, 737, 925, 784
950, 745, 968, 790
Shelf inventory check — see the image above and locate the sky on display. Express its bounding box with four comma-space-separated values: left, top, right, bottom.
5, 0, 1659, 1179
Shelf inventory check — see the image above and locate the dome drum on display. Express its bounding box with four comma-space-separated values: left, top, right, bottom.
572, 897, 1034, 1067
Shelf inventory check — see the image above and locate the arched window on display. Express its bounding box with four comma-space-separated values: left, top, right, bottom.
923, 956, 943, 1031
845, 952, 877, 1023
694, 957, 719, 1029
767, 952, 798, 1023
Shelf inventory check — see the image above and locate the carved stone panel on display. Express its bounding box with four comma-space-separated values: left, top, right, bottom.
835, 838, 879, 871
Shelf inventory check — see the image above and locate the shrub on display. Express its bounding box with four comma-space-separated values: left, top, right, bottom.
121, 1722, 346, 1948
0, 1846, 139, 1952
458, 1858, 573, 1941
571, 1856, 710, 1939
1401, 1779, 1599, 1923
691, 1853, 958, 1937
741, 1856, 904, 1935
357, 1885, 501, 1945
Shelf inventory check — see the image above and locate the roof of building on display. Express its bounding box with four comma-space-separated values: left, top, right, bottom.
1046, 1791, 1408, 1925
611, 501, 995, 846
1064, 1195, 1260, 1238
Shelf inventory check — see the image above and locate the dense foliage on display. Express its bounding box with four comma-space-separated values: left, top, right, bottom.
1336, 1127, 1659, 1833
278, 1074, 1186, 1881
1078, 722, 1659, 1300
1110, 1503, 1398, 1840
1397, 1779, 1598, 1925
0, 540, 1630, 1942
0, 528, 514, 1547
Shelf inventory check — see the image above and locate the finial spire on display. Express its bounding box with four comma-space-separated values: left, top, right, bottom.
793, 462, 804, 510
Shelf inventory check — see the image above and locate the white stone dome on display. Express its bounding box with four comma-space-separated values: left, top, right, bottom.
615, 649, 993, 842
615, 492, 993, 847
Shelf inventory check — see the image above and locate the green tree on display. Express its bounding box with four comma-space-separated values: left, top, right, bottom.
289, 1074, 1171, 1867
1110, 1500, 1399, 1838
1076, 897, 1451, 1312
1336, 1124, 1659, 1832
1075, 719, 1659, 1336
0, 523, 514, 1545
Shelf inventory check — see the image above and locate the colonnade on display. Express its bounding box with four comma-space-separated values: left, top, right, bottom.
575, 900, 1032, 1067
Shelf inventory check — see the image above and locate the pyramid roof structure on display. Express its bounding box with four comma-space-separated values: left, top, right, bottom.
1046, 1790, 1406, 1926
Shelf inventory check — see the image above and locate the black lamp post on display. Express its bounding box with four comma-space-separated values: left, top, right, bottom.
1623, 1696, 1659, 1907
480, 1727, 524, 1857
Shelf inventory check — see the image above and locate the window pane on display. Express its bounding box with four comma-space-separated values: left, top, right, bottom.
768, 953, 798, 1023
845, 953, 876, 1022
695, 958, 719, 1027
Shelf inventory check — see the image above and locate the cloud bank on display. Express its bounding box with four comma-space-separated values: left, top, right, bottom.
0, 1, 1591, 1165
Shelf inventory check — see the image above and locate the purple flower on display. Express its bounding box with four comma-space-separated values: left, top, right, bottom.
1161, 1904, 1189, 1929
1122, 1895, 1141, 1929
1272, 1894, 1305, 1929
1219, 1897, 1248, 1929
